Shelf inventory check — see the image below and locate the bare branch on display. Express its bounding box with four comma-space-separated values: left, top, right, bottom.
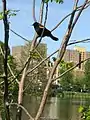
39, 0, 45, 23
9, 27, 90, 48
23, 71, 39, 92
51, 1, 90, 32
52, 57, 90, 82
0, 75, 5, 78
0, 46, 19, 84
32, 0, 37, 22
8, 56, 31, 85
10, 28, 30, 43
72, 0, 88, 29
9, 28, 51, 80
35, 1, 87, 119
26, 49, 58, 76
25, 37, 90, 76
68, 38, 90, 45
10, 103, 34, 120
35, 3, 48, 48
35, 49, 50, 72
16, 3, 48, 119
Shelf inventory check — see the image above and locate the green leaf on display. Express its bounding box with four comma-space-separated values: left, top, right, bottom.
56, 0, 59, 3
44, 0, 49, 3
44, 0, 64, 3
78, 106, 84, 113
9, 13, 17, 17
58, 0, 63, 3
0, 12, 3, 20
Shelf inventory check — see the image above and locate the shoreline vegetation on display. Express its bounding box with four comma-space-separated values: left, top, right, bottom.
57, 91, 90, 99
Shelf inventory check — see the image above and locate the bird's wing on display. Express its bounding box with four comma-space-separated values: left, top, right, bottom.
39, 24, 44, 29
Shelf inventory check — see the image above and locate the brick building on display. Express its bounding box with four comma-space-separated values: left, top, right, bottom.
63, 46, 90, 70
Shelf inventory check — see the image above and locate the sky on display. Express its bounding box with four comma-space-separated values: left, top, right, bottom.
0, 0, 90, 55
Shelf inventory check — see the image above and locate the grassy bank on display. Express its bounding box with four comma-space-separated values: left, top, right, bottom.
57, 91, 90, 99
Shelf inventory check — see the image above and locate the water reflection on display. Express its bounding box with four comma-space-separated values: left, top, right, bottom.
1, 97, 90, 120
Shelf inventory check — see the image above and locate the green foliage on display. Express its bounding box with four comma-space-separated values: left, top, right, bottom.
79, 106, 90, 120
79, 106, 84, 113
84, 60, 90, 91
0, 12, 3, 20
59, 60, 74, 91
73, 76, 85, 92
0, 41, 10, 55
0, 9, 19, 20
44, 0, 63, 4
6, 10, 19, 18
0, 41, 19, 102
19, 43, 47, 95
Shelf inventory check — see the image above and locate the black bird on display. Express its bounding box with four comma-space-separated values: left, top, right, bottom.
32, 22, 58, 41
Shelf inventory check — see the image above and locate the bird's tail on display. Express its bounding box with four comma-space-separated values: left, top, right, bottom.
50, 34, 58, 41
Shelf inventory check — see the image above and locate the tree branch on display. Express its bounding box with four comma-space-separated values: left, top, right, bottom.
26, 49, 58, 76
2, 0, 10, 119
10, 103, 34, 120
51, 1, 90, 32
16, 2, 48, 120
35, 1, 86, 119
52, 57, 90, 82
0, 46, 19, 84
10, 28, 30, 43
32, 0, 37, 22
35, 3, 48, 48
72, 0, 88, 29
26, 37, 90, 76
39, 0, 45, 23
68, 38, 90, 45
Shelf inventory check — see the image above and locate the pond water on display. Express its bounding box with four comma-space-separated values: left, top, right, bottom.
1, 96, 90, 120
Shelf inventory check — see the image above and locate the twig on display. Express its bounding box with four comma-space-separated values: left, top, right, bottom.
23, 71, 39, 92
26, 49, 58, 76
10, 28, 30, 43
52, 57, 90, 82
32, 0, 37, 22
0, 46, 19, 84
35, 0, 85, 119
51, 1, 90, 32
10, 103, 34, 120
35, 49, 50, 72
35, 3, 48, 48
22, 3, 48, 94
9, 28, 51, 82
9, 27, 90, 47
72, 0, 88, 29
26, 37, 90, 76
68, 38, 90, 45
39, 0, 45, 23
8, 55, 31, 85
16, 1, 48, 119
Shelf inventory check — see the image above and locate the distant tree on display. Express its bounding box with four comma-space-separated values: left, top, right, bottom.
59, 60, 74, 91
84, 60, 90, 91
0, 41, 10, 76
0, 0, 89, 120
0, 41, 18, 100
15, 43, 47, 95
73, 77, 84, 92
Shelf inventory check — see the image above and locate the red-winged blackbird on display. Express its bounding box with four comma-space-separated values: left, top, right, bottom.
32, 22, 59, 41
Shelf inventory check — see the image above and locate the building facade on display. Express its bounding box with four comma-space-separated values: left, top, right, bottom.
63, 46, 90, 70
